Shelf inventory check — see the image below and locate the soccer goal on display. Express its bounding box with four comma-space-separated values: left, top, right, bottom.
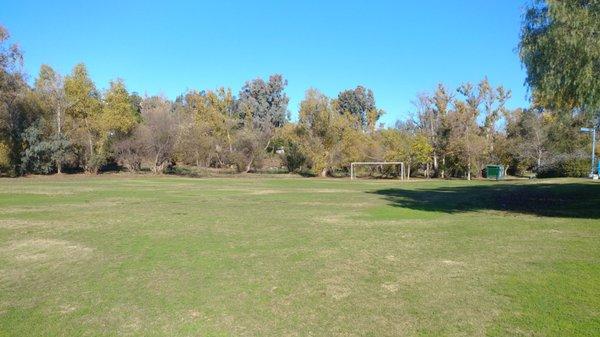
350, 162, 405, 180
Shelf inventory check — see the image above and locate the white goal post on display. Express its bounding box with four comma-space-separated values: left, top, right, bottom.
350, 162, 405, 180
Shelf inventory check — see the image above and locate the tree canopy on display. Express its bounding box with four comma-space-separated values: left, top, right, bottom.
0, 21, 596, 179
519, 0, 600, 116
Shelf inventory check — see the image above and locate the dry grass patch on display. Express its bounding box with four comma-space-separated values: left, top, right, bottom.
0, 239, 93, 262
248, 189, 281, 195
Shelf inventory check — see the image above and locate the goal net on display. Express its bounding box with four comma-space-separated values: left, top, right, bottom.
350, 162, 405, 180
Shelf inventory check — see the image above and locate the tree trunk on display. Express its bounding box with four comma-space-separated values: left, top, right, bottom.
263, 138, 271, 152
320, 167, 329, 177
84, 119, 95, 174
441, 156, 446, 179
467, 162, 471, 181
86, 135, 96, 174
433, 152, 438, 176
153, 152, 163, 174
56, 106, 62, 174
244, 155, 254, 173
226, 130, 233, 152
88, 135, 94, 158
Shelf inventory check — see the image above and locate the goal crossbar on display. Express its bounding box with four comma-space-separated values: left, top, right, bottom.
350, 162, 405, 180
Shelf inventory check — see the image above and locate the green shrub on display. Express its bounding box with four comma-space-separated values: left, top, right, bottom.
87, 154, 108, 174
282, 142, 306, 173
536, 157, 590, 178
0, 141, 10, 174
163, 166, 203, 177
259, 167, 289, 174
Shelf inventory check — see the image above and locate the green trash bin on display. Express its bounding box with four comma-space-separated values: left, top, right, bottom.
486, 165, 504, 180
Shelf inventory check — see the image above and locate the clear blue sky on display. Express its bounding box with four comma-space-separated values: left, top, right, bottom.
1, 0, 529, 125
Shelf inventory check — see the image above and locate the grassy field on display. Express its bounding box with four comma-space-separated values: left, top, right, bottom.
0, 175, 599, 336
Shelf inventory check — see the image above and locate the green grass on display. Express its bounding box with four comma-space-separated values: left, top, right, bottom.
0, 175, 599, 336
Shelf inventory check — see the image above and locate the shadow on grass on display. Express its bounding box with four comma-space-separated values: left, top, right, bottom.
370, 182, 600, 219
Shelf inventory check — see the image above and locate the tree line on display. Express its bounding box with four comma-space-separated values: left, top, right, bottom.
1, 0, 598, 179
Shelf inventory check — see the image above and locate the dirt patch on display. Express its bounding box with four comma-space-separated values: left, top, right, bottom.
59, 304, 77, 314
188, 309, 202, 319
327, 283, 351, 300
385, 255, 398, 262
323, 273, 353, 300
441, 260, 464, 266
320, 215, 345, 225
381, 283, 399, 293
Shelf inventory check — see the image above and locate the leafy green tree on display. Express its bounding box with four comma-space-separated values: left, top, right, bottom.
275, 123, 307, 173
94, 79, 140, 169
479, 78, 511, 158
64, 63, 103, 172
0, 141, 9, 172
231, 126, 265, 173
0, 25, 33, 175
65, 67, 138, 173
414, 79, 508, 180
175, 120, 216, 167
380, 128, 406, 161
409, 134, 433, 177
236, 75, 289, 171
101, 79, 138, 135
415, 84, 453, 178
380, 128, 432, 179
505, 108, 549, 171
237, 74, 289, 130
129, 91, 143, 116
296, 89, 344, 176
293, 89, 375, 176
138, 96, 177, 173
446, 100, 486, 180
519, 0, 600, 115
335, 86, 383, 131
379, 128, 411, 177
175, 88, 240, 168
33, 64, 70, 173
20, 118, 71, 174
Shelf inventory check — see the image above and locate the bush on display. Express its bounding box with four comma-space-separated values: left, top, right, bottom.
20, 120, 73, 175
99, 159, 123, 173
87, 154, 108, 174
282, 142, 306, 173
536, 157, 590, 178
0, 141, 11, 175
163, 165, 202, 177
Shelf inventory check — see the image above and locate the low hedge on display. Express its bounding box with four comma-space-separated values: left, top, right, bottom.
536, 158, 590, 178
